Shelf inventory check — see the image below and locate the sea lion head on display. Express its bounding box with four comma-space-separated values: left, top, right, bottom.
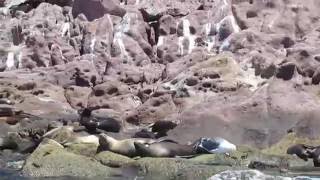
78, 108, 92, 117
98, 133, 116, 150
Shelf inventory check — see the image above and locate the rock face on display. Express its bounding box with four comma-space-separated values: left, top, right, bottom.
72, 0, 126, 21
0, 1, 319, 178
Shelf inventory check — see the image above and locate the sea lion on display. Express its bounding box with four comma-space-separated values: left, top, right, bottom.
78, 108, 121, 133
98, 133, 156, 157
134, 140, 197, 158
134, 137, 237, 158
0, 99, 13, 105
133, 120, 178, 139
42, 125, 99, 146
286, 144, 314, 161
132, 129, 156, 139
149, 120, 177, 138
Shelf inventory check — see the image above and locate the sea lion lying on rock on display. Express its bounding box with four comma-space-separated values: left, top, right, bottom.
98, 133, 156, 157
78, 108, 121, 133
134, 140, 197, 158
134, 137, 237, 158
41, 126, 99, 146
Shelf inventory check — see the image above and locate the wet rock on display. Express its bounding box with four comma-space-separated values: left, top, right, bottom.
134, 157, 232, 180
22, 138, 120, 178
208, 170, 290, 180
6, 160, 25, 170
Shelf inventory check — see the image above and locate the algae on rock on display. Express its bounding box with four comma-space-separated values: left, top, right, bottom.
22, 139, 120, 178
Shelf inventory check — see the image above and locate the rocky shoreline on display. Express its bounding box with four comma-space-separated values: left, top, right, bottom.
0, 0, 320, 179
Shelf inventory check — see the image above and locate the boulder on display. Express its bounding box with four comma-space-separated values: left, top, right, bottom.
72, 0, 126, 21
95, 151, 135, 168
22, 139, 120, 178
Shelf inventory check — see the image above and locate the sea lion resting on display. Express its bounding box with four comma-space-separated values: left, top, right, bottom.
134, 137, 237, 158
98, 133, 237, 158
98, 133, 157, 157
78, 108, 121, 133
134, 140, 197, 158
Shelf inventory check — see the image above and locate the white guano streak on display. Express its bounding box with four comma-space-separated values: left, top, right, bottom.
178, 19, 196, 55
6, 52, 15, 70
61, 22, 70, 37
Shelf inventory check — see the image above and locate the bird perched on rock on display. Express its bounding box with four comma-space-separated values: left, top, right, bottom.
78, 108, 121, 133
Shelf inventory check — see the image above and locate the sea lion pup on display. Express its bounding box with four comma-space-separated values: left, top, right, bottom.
286, 144, 314, 161
149, 120, 177, 138
134, 140, 197, 158
78, 108, 121, 133
98, 133, 156, 157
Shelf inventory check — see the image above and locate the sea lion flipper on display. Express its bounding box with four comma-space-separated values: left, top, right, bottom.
175, 154, 198, 159
157, 139, 179, 144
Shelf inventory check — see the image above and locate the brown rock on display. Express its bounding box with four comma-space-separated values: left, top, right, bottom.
72, 0, 126, 21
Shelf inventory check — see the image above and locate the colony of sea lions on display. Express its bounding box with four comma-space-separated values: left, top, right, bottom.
6, 103, 320, 165
2, 101, 320, 164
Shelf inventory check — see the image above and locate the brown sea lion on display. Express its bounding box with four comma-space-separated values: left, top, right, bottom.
98, 133, 156, 157
287, 144, 314, 161
78, 108, 121, 133
134, 140, 197, 158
